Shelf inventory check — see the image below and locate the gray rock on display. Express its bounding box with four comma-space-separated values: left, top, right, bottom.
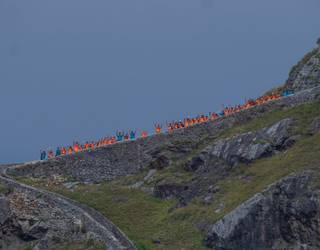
208, 185, 220, 194
143, 169, 157, 182
63, 182, 79, 190
284, 45, 320, 92
184, 154, 207, 172
203, 195, 213, 205
205, 171, 320, 250
149, 155, 170, 170
209, 118, 293, 166
0, 196, 10, 225
309, 116, 320, 135
152, 238, 161, 244
153, 184, 188, 199
129, 181, 144, 189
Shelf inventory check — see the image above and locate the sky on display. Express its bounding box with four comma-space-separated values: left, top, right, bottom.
0, 0, 319, 164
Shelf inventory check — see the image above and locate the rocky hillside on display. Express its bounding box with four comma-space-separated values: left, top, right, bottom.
1, 39, 320, 250
285, 42, 320, 91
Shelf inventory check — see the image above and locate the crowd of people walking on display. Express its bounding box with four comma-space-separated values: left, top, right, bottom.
40, 90, 294, 160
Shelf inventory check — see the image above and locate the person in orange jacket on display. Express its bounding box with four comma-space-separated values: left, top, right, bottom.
155, 124, 162, 134
61, 147, 67, 155
68, 146, 73, 155
48, 150, 54, 159
141, 131, 148, 138
73, 143, 80, 153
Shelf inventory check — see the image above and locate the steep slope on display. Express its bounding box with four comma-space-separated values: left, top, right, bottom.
205, 171, 320, 250
284, 42, 320, 91
0, 165, 136, 250
2, 39, 320, 250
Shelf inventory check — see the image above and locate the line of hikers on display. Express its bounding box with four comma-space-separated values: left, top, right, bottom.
40, 90, 294, 160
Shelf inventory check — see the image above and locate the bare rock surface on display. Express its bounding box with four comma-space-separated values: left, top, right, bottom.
205, 171, 320, 250
0, 166, 136, 250
285, 42, 320, 91
209, 118, 294, 166
185, 118, 294, 172
309, 116, 320, 135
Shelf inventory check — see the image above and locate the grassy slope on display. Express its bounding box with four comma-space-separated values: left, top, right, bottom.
16, 101, 320, 250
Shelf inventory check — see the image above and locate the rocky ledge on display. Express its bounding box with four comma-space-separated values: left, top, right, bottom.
205, 171, 320, 250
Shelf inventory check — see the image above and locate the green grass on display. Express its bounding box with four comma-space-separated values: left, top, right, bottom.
0, 183, 9, 195
13, 101, 320, 250
56, 183, 205, 250
55, 239, 105, 250
219, 101, 320, 139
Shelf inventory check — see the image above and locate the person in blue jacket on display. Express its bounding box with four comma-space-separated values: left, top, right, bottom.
116, 131, 124, 142
55, 147, 61, 157
218, 110, 225, 117
130, 130, 136, 140
282, 90, 294, 97
40, 150, 46, 160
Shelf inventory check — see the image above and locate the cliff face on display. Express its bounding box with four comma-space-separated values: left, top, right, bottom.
285, 44, 320, 91
205, 171, 320, 250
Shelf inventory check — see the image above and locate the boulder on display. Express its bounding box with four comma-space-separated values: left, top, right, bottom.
149, 155, 170, 170
209, 118, 293, 166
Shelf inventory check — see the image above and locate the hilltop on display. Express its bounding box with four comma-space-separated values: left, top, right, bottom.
1, 40, 320, 250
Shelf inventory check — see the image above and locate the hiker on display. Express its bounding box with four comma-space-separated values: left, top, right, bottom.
116, 131, 124, 141
48, 150, 54, 159
141, 131, 148, 138
282, 90, 294, 97
61, 147, 67, 155
210, 112, 218, 120
167, 122, 174, 134
124, 133, 129, 141
40, 150, 46, 160
73, 142, 80, 153
55, 147, 61, 157
68, 146, 73, 155
155, 124, 162, 134
129, 130, 136, 140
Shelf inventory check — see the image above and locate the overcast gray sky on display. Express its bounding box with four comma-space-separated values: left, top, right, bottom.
0, 0, 319, 164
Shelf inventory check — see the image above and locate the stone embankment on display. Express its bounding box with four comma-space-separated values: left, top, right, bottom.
9, 86, 320, 183
6, 87, 320, 183
0, 165, 136, 250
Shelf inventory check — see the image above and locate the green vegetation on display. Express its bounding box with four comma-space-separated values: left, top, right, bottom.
13, 101, 320, 250
55, 239, 105, 250
21, 244, 33, 250
220, 101, 320, 138
0, 183, 9, 195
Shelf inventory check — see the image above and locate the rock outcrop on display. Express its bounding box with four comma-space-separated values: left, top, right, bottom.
309, 116, 320, 135
205, 171, 320, 250
209, 118, 294, 166
185, 118, 294, 171
284, 40, 320, 91
0, 166, 136, 250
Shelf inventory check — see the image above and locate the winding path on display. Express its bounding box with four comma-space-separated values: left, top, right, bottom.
0, 164, 137, 250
